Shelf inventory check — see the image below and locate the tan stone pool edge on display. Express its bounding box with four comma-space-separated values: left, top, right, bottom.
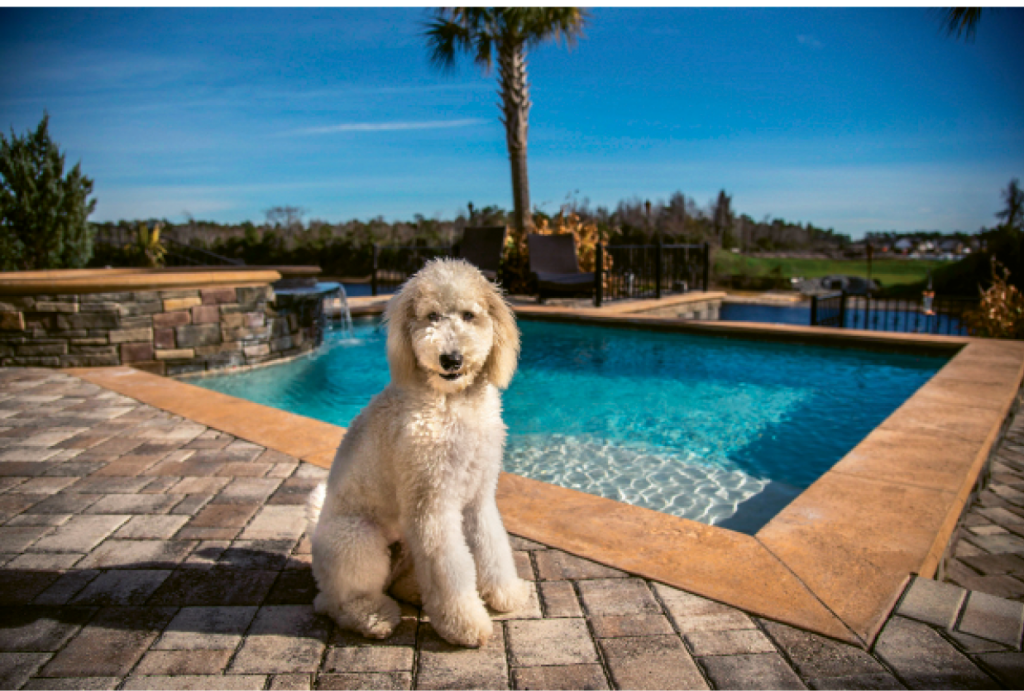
68, 305, 1024, 652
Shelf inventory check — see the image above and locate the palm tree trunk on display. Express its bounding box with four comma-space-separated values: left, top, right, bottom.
498, 41, 534, 240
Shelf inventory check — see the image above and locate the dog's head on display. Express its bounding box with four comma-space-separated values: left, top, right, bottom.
384, 258, 520, 394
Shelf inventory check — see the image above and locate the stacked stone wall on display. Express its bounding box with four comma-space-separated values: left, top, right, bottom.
0, 285, 317, 376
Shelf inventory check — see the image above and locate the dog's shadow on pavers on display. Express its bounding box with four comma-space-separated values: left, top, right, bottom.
2, 569, 523, 667
1, 543, 318, 613
0, 541, 500, 651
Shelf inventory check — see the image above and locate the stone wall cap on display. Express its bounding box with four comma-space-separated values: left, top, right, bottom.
0, 269, 287, 295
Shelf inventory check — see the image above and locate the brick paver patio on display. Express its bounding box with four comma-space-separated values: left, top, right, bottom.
2, 367, 1024, 689
944, 418, 1024, 604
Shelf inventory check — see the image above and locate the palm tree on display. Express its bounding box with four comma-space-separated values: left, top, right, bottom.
425, 8, 588, 240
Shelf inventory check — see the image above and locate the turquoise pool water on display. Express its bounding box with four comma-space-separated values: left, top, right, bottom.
194, 317, 947, 532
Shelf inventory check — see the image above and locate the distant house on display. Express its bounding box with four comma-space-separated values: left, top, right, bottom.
847, 241, 868, 256
894, 238, 915, 253
939, 239, 963, 254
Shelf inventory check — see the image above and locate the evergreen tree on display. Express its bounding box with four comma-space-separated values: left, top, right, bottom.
0, 113, 96, 270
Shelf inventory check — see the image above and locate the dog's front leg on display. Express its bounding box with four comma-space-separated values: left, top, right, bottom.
406, 507, 494, 647
464, 495, 530, 613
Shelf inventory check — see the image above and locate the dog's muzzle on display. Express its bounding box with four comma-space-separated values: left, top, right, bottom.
439, 352, 463, 380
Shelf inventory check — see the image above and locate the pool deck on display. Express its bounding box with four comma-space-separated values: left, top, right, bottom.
2, 297, 1024, 688
1, 367, 1023, 690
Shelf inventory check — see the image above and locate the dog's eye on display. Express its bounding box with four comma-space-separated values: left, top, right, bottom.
428, 312, 440, 323
462, 312, 474, 322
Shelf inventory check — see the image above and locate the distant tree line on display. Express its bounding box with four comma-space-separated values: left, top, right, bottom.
88, 190, 853, 275
580, 191, 850, 253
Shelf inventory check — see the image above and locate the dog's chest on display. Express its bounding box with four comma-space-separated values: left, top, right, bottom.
404, 392, 503, 469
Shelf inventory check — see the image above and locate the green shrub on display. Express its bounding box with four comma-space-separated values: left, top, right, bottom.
0, 114, 96, 270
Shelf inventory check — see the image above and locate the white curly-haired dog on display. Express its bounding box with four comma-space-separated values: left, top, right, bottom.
306, 258, 529, 648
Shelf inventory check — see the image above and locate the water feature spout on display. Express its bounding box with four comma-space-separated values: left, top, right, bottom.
327, 284, 354, 339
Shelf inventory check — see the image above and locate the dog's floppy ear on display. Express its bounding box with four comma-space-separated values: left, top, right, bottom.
384, 276, 420, 388
483, 281, 520, 390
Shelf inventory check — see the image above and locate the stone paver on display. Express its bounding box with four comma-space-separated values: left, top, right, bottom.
958, 591, 1024, 648
152, 605, 258, 650
38, 607, 177, 678
948, 411, 1024, 608
2, 367, 1024, 690
897, 576, 967, 629
599, 635, 709, 690
229, 605, 330, 674
27, 514, 128, 552
512, 664, 610, 690
506, 618, 598, 667
875, 617, 999, 689
760, 619, 897, 686
698, 653, 804, 690
685, 628, 776, 656
538, 579, 583, 618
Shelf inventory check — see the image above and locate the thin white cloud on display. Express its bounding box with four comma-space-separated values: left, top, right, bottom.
292, 119, 488, 136
797, 35, 823, 49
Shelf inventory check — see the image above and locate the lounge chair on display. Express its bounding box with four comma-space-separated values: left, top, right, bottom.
458, 226, 507, 281
527, 233, 595, 303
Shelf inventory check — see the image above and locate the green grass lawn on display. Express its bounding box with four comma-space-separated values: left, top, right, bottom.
713, 251, 953, 288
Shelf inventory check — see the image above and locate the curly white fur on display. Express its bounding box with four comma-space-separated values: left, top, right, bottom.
307, 259, 529, 647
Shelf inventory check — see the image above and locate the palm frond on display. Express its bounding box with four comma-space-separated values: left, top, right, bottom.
424, 10, 469, 74
940, 8, 983, 41
523, 7, 589, 50
423, 7, 496, 74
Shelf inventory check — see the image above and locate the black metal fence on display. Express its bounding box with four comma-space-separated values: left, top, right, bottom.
809, 291, 845, 327
371, 244, 453, 295
810, 291, 976, 336
368, 240, 712, 305
163, 238, 244, 267
595, 243, 710, 307
92, 228, 243, 267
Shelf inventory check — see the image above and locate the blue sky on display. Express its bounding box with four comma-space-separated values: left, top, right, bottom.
1, 7, 1022, 239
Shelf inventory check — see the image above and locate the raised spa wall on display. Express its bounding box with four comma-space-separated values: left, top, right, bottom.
627, 296, 722, 321
0, 267, 327, 376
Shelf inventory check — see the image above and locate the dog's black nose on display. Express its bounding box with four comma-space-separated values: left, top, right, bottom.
440, 352, 462, 372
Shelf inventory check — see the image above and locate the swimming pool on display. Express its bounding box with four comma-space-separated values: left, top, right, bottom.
719, 300, 968, 335
193, 317, 947, 532
720, 302, 811, 325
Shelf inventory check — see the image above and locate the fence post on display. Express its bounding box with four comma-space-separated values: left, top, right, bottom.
839, 290, 847, 328
702, 243, 710, 291
594, 243, 604, 308
655, 242, 663, 300
371, 244, 379, 297
810, 294, 819, 326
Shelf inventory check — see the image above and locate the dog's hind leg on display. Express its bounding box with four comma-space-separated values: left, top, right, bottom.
311, 514, 401, 639
386, 541, 422, 606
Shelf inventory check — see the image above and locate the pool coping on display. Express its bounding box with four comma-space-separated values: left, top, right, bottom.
67, 302, 1024, 650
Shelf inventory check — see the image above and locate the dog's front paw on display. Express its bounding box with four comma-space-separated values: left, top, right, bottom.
429, 593, 494, 648
315, 592, 402, 640
482, 578, 531, 613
